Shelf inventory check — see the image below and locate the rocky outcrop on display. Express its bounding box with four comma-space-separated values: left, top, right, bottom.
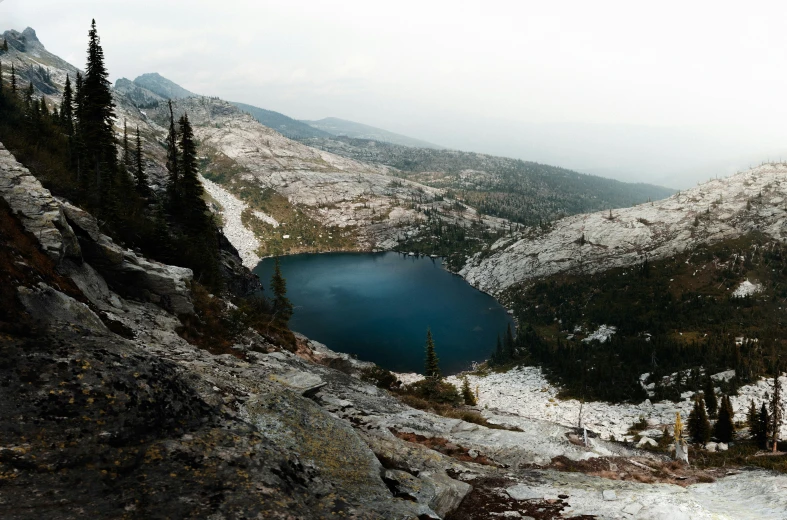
0, 144, 81, 262
60, 201, 194, 315
0, 142, 193, 316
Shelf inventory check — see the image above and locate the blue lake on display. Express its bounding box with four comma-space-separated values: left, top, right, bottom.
254, 252, 514, 374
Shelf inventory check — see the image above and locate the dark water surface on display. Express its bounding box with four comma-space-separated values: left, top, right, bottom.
254, 252, 514, 374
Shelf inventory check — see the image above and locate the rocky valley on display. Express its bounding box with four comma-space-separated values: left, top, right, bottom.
2, 22, 787, 520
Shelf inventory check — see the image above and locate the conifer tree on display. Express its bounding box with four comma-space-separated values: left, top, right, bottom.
0, 61, 3, 96
24, 81, 33, 108
461, 376, 477, 406
134, 126, 149, 197
759, 402, 770, 449
2, 39, 7, 52
424, 329, 441, 380
659, 425, 674, 449
165, 100, 179, 207
493, 334, 503, 364
770, 372, 782, 452
688, 397, 711, 444
73, 71, 85, 183
10, 63, 16, 93
748, 400, 761, 442
703, 376, 718, 418
122, 120, 132, 176
713, 394, 734, 443
81, 20, 117, 202
270, 257, 293, 327
504, 323, 515, 361
74, 72, 83, 123
60, 74, 74, 136
177, 113, 208, 230
40, 95, 49, 119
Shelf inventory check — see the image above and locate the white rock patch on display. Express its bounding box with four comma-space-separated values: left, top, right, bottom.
583, 324, 617, 344
732, 279, 762, 298
200, 175, 261, 268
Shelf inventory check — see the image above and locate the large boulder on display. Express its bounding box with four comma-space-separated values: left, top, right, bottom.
16, 282, 107, 333
61, 202, 194, 315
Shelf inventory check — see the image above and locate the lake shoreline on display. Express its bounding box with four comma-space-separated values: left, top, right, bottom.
254, 251, 515, 375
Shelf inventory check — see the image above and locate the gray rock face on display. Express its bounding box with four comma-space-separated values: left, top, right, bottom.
0, 144, 81, 262
421, 470, 473, 517
0, 143, 194, 316
506, 484, 543, 501
16, 283, 108, 332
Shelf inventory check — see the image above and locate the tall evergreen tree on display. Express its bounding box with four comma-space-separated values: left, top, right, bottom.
73, 71, 85, 183
703, 376, 718, 418
59, 74, 74, 136
165, 100, 179, 207
81, 19, 117, 202
270, 257, 293, 327
688, 397, 711, 444
122, 120, 132, 176
424, 329, 441, 380
24, 81, 33, 108
713, 394, 734, 443
10, 63, 16, 93
177, 113, 208, 230
74, 72, 84, 124
134, 126, 149, 197
0, 61, 3, 96
770, 372, 782, 452
2, 39, 7, 52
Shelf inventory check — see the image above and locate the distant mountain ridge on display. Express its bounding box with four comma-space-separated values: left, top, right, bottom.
302, 117, 444, 149
230, 102, 333, 139
127, 72, 196, 100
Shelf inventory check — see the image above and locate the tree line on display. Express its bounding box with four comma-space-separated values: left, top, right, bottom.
0, 20, 294, 345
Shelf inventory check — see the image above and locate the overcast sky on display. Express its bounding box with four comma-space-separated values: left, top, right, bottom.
4, 0, 787, 188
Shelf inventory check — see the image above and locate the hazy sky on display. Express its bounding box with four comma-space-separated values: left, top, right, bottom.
4, 0, 787, 188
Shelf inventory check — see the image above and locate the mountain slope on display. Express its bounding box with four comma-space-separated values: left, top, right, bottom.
303, 136, 675, 225
461, 163, 787, 294
131, 72, 196, 99
303, 117, 444, 149
231, 101, 333, 139
114, 77, 166, 108
144, 96, 507, 262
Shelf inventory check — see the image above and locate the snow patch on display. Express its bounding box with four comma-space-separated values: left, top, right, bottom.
582, 324, 617, 344
732, 279, 762, 298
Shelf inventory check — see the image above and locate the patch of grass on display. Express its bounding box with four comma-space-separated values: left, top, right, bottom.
692, 440, 787, 473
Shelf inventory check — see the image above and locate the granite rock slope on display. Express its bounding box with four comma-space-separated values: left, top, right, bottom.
461, 163, 787, 294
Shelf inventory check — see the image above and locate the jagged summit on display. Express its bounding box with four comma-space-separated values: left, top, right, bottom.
21, 27, 40, 42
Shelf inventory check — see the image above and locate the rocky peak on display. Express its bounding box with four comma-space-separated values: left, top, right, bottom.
132, 72, 197, 100
21, 27, 39, 43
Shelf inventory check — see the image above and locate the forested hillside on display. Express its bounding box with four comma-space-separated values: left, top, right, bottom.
499, 233, 787, 402
301, 136, 675, 225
